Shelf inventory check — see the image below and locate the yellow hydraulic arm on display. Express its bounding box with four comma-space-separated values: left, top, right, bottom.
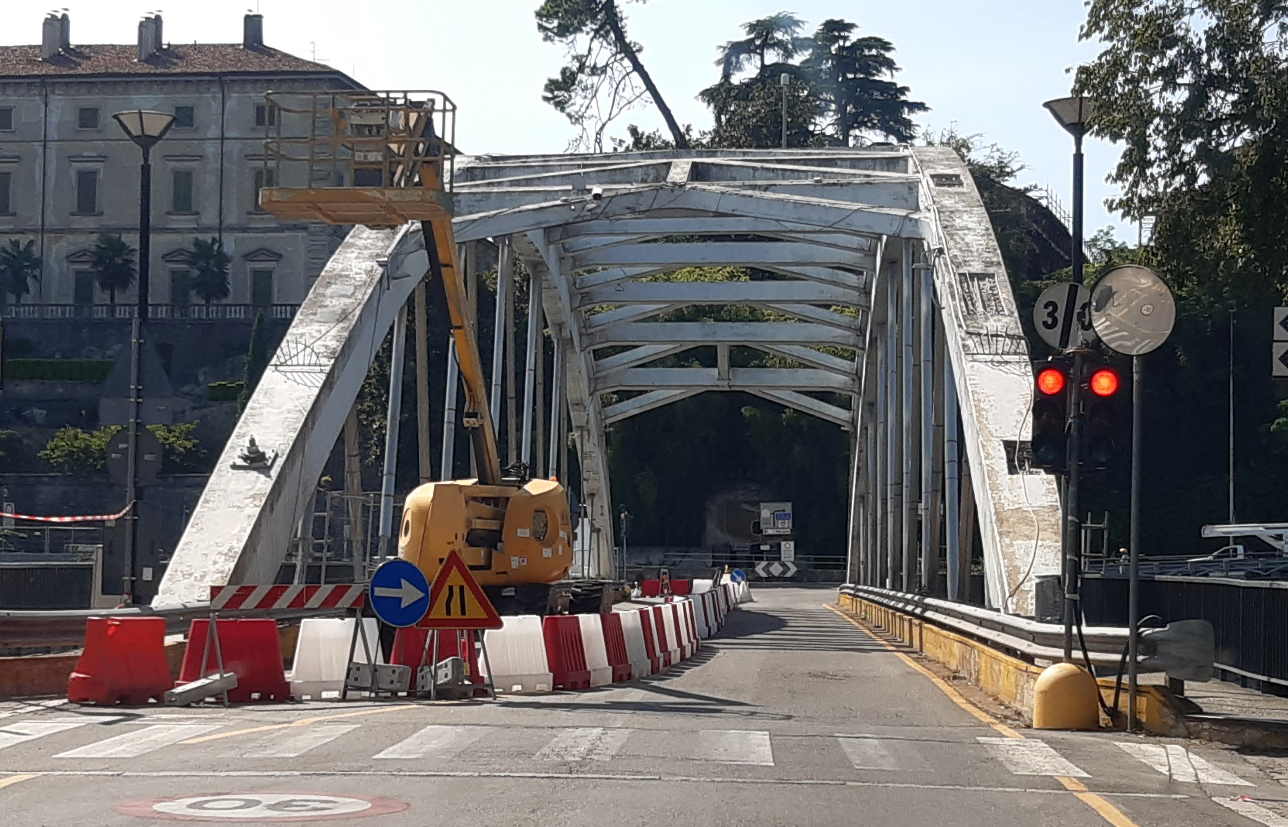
421, 217, 503, 486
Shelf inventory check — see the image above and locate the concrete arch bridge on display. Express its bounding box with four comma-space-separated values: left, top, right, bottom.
157, 147, 1061, 615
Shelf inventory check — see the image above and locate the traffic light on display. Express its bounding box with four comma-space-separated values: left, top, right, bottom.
1083, 361, 1124, 470
1031, 360, 1070, 472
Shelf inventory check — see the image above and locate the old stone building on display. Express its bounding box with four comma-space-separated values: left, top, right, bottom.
0, 11, 361, 314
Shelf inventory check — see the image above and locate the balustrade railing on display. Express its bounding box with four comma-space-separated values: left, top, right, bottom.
0, 304, 299, 321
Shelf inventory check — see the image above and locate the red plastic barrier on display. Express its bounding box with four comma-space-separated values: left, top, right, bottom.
390, 628, 482, 691
600, 613, 633, 683
640, 579, 662, 598
669, 603, 694, 659
543, 615, 591, 689
649, 605, 675, 668
67, 617, 172, 705
637, 608, 663, 673
179, 619, 291, 703
671, 579, 692, 596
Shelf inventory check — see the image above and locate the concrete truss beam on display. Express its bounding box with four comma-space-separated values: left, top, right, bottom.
595, 367, 852, 394
576, 280, 864, 309
586, 321, 861, 349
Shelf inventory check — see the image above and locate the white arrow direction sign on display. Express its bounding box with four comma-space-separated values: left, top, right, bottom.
754, 561, 799, 579
374, 578, 426, 609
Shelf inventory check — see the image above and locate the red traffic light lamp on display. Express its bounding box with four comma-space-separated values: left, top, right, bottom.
1037, 367, 1066, 396
1089, 368, 1120, 397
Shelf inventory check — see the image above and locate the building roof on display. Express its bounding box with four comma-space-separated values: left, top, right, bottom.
0, 43, 353, 81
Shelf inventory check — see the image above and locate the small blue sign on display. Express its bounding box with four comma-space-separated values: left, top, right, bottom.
368, 558, 430, 628
730, 569, 747, 583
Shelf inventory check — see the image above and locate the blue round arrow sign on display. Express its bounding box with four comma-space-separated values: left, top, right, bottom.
368, 559, 430, 628
730, 569, 747, 583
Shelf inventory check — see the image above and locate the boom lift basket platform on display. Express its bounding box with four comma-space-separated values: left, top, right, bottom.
258, 89, 457, 227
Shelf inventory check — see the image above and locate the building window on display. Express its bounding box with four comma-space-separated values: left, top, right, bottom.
0, 108, 13, 131
172, 169, 194, 213
75, 169, 98, 214
77, 107, 99, 130
174, 105, 195, 129
254, 104, 277, 128
74, 270, 95, 306
0, 171, 11, 214
251, 168, 276, 211
169, 269, 191, 305
251, 269, 274, 308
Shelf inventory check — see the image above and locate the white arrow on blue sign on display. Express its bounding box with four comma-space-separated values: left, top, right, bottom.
368, 558, 430, 627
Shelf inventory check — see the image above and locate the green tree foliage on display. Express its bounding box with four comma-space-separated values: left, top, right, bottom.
185, 237, 232, 305
90, 234, 136, 304
1074, 0, 1288, 548
803, 19, 927, 144
536, 0, 689, 151
0, 239, 40, 304
39, 423, 205, 474
700, 14, 925, 148
238, 311, 271, 410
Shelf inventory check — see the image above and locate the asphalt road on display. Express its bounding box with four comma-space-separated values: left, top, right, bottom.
1, 586, 1285, 826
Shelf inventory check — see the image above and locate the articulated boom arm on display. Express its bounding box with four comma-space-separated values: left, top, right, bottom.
422, 218, 502, 485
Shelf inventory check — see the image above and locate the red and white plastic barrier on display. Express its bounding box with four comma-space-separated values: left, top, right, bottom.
210, 584, 366, 612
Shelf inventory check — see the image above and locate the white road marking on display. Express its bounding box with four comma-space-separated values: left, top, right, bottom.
241, 724, 361, 758
55, 725, 220, 758
835, 735, 897, 770
0, 722, 88, 751
977, 737, 1089, 777
694, 730, 774, 766
372, 725, 486, 760
535, 728, 633, 762
1115, 742, 1252, 786
1213, 796, 1288, 826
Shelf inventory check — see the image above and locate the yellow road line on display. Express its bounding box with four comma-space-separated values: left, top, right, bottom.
825, 603, 1142, 827
0, 774, 35, 791
180, 704, 418, 745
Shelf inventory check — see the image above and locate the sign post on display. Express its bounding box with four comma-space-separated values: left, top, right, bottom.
416, 551, 503, 700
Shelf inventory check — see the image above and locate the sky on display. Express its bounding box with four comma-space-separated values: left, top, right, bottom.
4, 0, 1132, 239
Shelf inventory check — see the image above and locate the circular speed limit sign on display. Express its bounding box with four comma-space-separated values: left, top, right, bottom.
1033, 282, 1097, 350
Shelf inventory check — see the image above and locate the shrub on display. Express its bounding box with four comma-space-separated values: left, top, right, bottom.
2, 359, 114, 382
39, 426, 119, 473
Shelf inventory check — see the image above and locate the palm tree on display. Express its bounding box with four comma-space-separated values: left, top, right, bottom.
90, 234, 136, 304
185, 237, 231, 305
0, 239, 40, 304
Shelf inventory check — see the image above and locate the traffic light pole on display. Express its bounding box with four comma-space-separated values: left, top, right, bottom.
1062, 130, 1086, 662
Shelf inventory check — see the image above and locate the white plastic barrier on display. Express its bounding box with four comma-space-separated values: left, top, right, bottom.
657, 604, 682, 664
289, 617, 382, 700
576, 613, 614, 687
619, 610, 653, 679
719, 585, 732, 617
735, 581, 753, 603
693, 594, 715, 639
690, 578, 714, 595
482, 615, 553, 694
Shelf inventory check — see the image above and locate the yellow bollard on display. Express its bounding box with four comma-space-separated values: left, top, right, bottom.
1032, 662, 1100, 730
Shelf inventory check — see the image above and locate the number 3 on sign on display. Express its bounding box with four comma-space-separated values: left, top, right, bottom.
1034, 283, 1097, 350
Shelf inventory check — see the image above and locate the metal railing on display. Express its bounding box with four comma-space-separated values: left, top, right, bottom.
840, 584, 1131, 666
1082, 553, 1288, 579
0, 303, 300, 321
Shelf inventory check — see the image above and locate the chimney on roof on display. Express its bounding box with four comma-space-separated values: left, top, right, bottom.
41, 12, 69, 60
243, 13, 264, 49
138, 13, 162, 62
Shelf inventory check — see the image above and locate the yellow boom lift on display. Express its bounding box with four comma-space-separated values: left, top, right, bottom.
260, 90, 618, 613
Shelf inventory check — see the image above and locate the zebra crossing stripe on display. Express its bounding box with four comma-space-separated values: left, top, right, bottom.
694, 730, 774, 766
535, 728, 633, 762
373, 725, 486, 760
0, 722, 88, 752
55, 725, 220, 759
1115, 742, 1252, 786
977, 737, 1089, 777
240, 723, 361, 759
835, 734, 897, 770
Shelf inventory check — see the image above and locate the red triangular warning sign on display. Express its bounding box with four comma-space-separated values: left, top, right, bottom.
417, 550, 504, 630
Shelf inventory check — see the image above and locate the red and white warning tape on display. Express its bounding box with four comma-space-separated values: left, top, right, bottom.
209, 584, 367, 612
2, 503, 133, 523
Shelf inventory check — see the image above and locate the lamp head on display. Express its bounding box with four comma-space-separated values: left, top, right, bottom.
112, 109, 177, 152
1043, 96, 1097, 139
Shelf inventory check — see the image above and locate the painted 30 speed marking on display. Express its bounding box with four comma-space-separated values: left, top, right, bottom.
116, 792, 408, 822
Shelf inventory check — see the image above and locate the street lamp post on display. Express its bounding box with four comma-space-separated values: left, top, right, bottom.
112, 109, 175, 605
1043, 95, 1096, 662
